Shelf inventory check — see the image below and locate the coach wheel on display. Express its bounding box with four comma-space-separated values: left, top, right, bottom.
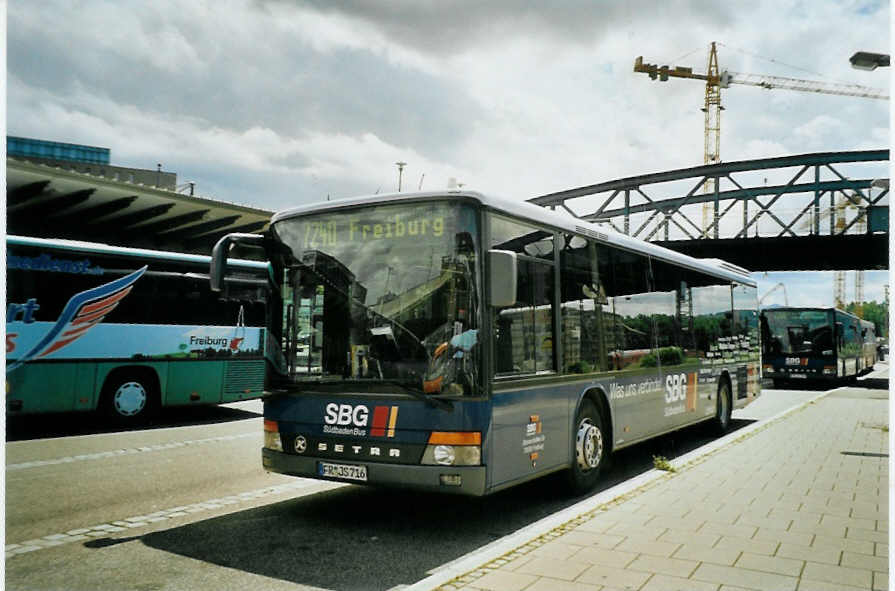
566, 399, 606, 494
713, 379, 732, 434
102, 372, 157, 424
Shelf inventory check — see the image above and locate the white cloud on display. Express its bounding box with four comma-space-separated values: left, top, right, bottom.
7, 0, 890, 216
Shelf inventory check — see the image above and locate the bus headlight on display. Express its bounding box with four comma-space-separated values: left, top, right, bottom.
422, 444, 481, 466
421, 431, 482, 466
263, 419, 283, 452
433, 445, 455, 465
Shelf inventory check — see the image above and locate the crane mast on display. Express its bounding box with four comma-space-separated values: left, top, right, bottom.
703, 42, 722, 237
834, 271, 847, 310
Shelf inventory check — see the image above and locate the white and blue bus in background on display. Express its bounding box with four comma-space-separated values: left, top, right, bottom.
211, 190, 761, 496
7, 235, 273, 423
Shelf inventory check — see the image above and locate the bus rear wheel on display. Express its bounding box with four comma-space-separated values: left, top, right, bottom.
713, 379, 732, 434
101, 372, 158, 424
566, 399, 606, 495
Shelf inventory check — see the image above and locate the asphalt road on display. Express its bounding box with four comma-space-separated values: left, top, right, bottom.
5, 365, 888, 591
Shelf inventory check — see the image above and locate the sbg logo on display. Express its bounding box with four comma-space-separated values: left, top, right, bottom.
324, 403, 369, 427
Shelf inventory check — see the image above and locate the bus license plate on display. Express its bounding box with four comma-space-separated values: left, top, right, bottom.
318, 461, 368, 482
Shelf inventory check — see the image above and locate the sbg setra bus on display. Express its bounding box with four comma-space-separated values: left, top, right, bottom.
212, 191, 760, 495
760, 307, 877, 386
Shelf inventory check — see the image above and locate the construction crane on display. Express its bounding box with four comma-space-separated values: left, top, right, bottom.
832, 269, 865, 316
633, 42, 889, 236
759, 282, 789, 307
834, 271, 847, 310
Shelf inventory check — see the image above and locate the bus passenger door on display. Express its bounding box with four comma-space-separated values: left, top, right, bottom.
490, 258, 567, 488
599, 250, 664, 446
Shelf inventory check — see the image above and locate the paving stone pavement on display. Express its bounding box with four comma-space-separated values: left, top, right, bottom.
432, 388, 889, 591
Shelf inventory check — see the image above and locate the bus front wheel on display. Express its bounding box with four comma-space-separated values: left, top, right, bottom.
566, 399, 606, 494
713, 379, 732, 434
101, 372, 158, 424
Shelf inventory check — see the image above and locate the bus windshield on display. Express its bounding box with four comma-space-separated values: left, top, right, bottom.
762, 309, 833, 355
272, 201, 480, 396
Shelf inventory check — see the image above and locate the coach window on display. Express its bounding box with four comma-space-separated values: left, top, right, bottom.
732, 283, 759, 355
489, 215, 555, 376
600, 248, 656, 371
559, 235, 611, 373
489, 215, 553, 261
637, 256, 683, 368
650, 257, 740, 367
689, 282, 733, 361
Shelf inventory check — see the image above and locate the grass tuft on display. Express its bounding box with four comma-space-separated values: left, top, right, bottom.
652, 455, 676, 472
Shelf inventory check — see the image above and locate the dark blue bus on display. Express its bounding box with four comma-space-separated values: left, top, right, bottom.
760, 307, 877, 386
212, 191, 760, 495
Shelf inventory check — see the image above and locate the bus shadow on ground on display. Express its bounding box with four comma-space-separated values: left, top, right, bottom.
855, 377, 889, 391
6, 404, 262, 442
125, 419, 753, 591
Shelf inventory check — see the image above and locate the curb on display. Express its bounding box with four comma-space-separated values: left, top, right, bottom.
405, 386, 840, 591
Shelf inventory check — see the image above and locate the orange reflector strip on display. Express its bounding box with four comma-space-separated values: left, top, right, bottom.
428, 431, 481, 445
387, 406, 399, 438
263, 419, 278, 432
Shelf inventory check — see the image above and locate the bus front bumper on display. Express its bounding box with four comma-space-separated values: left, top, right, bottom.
261, 448, 488, 496
763, 368, 828, 380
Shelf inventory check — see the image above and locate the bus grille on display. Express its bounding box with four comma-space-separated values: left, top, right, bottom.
224, 360, 265, 396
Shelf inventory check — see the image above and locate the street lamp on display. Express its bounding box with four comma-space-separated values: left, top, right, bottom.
849, 51, 890, 71
395, 161, 407, 192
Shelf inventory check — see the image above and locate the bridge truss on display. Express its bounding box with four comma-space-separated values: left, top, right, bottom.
529, 150, 889, 243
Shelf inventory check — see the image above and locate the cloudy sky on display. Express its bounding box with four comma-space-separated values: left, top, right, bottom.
7, 0, 891, 309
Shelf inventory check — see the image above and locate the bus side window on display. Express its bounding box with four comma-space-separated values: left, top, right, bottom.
559, 235, 609, 374
494, 259, 554, 375
601, 249, 654, 370
489, 214, 555, 376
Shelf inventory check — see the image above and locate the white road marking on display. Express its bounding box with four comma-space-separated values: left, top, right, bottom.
5, 478, 337, 558
6, 432, 259, 471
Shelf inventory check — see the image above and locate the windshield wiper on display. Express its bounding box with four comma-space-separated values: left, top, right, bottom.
378, 380, 454, 412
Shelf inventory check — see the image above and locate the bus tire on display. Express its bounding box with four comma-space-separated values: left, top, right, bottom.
713, 379, 732, 434
100, 370, 158, 424
566, 399, 606, 495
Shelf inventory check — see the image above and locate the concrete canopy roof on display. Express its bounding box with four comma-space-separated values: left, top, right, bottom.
6, 157, 274, 256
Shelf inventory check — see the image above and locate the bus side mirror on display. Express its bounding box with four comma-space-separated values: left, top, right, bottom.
488, 249, 517, 308
211, 233, 267, 292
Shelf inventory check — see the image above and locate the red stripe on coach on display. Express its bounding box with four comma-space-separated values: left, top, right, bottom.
371, 405, 389, 437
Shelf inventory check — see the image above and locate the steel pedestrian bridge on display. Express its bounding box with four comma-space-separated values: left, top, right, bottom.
530, 150, 889, 271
